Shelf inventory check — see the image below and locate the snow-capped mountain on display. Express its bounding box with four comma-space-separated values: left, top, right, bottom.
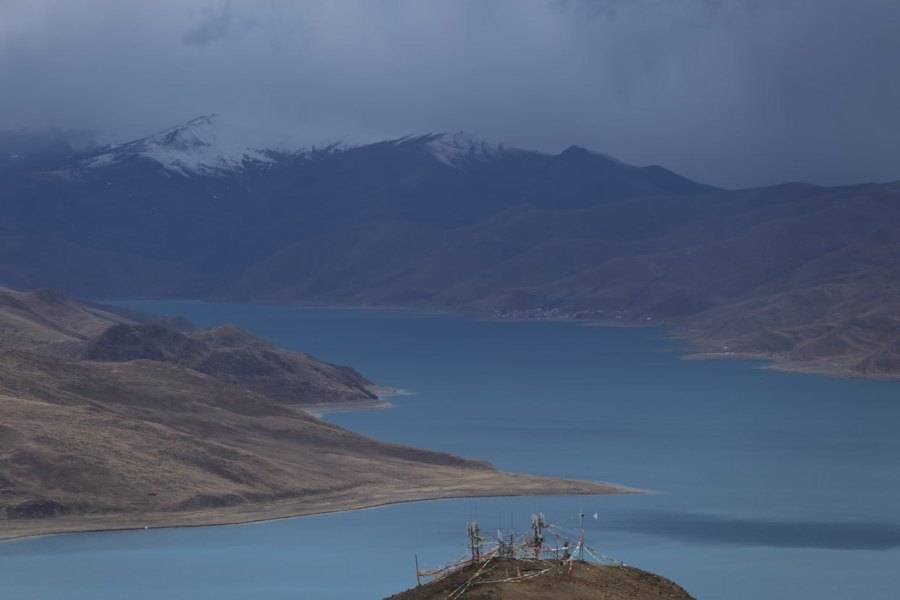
81, 115, 512, 177
84, 115, 284, 176
427, 131, 506, 165
1, 118, 719, 329
393, 131, 508, 167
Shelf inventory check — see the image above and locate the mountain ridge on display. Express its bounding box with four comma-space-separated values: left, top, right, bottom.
67, 115, 705, 184
0, 118, 896, 379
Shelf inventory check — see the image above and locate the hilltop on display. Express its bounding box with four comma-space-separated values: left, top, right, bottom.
387, 559, 694, 600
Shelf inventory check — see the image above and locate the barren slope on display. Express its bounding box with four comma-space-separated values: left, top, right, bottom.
0, 286, 378, 406
0, 286, 136, 356
82, 323, 378, 405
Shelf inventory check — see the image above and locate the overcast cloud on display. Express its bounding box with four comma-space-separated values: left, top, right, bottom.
1, 0, 898, 187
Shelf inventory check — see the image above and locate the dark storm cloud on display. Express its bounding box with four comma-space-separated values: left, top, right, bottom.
182, 1, 257, 46
1, 0, 898, 187
184, 6, 237, 46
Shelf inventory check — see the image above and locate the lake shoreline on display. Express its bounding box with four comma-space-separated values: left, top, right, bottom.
682, 348, 900, 382
114, 298, 895, 381
0, 473, 638, 543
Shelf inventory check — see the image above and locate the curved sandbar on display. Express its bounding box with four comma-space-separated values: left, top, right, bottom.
1, 473, 633, 542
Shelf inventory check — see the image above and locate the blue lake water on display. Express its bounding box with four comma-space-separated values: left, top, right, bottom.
3, 302, 900, 599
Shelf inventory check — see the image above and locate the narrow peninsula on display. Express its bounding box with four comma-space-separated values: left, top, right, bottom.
0, 287, 626, 541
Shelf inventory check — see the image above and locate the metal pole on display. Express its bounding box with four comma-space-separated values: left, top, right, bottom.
415, 554, 421, 587
579, 510, 585, 561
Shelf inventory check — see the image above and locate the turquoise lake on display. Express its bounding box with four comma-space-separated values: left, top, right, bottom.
3, 302, 899, 599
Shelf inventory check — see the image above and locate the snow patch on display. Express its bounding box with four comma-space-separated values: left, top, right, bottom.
424, 131, 505, 166
84, 115, 327, 177
82, 117, 513, 176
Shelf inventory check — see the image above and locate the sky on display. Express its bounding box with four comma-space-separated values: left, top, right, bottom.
1, 0, 899, 188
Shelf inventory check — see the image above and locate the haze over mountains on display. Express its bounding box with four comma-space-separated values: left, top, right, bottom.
1, 115, 899, 378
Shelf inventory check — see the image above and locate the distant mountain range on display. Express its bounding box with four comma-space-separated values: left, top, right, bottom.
1, 115, 898, 378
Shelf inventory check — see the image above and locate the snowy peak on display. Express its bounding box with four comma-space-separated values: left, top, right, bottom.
82, 118, 520, 176
147, 114, 221, 153
389, 131, 508, 167
422, 131, 506, 166
85, 114, 281, 176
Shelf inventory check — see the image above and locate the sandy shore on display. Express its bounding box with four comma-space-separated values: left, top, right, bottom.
0, 472, 636, 543
303, 398, 394, 417
684, 349, 900, 381
302, 385, 416, 416
291, 303, 900, 382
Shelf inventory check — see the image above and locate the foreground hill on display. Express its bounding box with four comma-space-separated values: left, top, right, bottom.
387, 559, 694, 600
1, 117, 898, 377
0, 288, 623, 539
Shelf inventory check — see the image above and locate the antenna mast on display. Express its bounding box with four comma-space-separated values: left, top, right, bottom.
529, 512, 546, 559
578, 510, 585, 561
466, 521, 482, 562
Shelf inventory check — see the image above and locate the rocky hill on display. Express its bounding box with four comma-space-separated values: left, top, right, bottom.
0, 286, 376, 406
1, 117, 898, 378
386, 559, 693, 600
81, 323, 377, 405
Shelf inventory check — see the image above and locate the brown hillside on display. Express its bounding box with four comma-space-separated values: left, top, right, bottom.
0, 285, 377, 406
0, 289, 625, 539
0, 286, 136, 356
81, 323, 377, 405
